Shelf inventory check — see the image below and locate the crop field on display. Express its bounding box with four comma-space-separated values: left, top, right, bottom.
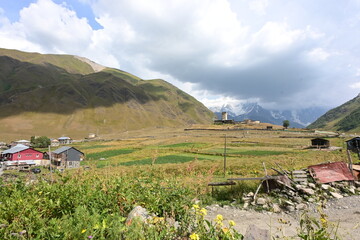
1, 126, 356, 239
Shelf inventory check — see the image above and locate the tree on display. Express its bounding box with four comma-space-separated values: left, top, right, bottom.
31, 136, 51, 148
283, 120, 290, 129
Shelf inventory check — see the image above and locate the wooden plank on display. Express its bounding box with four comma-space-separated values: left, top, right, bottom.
227, 176, 278, 181
292, 170, 306, 174
293, 178, 308, 182
292, 174, 307, 178
208, 181, 236, 186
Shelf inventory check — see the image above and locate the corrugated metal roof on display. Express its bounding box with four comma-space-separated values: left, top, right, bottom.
308, 162, 354, 183
58, 137, 71, 140
2, 144, 29, 154
52, 146, 72, 154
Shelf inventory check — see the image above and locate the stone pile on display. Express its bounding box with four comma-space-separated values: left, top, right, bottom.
242, 179, 360, 213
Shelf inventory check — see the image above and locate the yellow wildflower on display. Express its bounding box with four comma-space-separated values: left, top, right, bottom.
152, 216, 164, 224
81, 229, 87, 233
216, 214, 223, 222
222, 227, 229, 233
189, 233, 200, 240
199, 208, 207, 216
320, 217, 328, 227
38, 191, 42, 195
192, 204, 200, 210
229, 220, 236, 227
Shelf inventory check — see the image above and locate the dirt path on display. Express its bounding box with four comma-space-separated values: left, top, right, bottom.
205, 195, 360, 239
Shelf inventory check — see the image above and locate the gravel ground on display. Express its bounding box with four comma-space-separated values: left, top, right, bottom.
205, 195, 360, 239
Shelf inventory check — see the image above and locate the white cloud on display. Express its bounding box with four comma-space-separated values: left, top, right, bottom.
307, 48, 331, 61
1, 0, 360, 110
248, 0, 268, 15
350, 82, 360, 89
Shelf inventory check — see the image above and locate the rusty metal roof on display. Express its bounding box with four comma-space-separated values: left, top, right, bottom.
308, 162, 354, 183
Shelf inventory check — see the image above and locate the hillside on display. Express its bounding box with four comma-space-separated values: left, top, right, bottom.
307, 93, 360, 132
0, 48, 214, 140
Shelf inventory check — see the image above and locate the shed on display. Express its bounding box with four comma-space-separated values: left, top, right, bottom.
346, 137, 360, 159
51, 146, 84, 169
58, 137, 72, 145
346, 137, 360, 152
311, 138, 330, 148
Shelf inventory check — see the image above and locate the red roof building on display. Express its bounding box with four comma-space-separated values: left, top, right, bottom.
1, 144, 43, 162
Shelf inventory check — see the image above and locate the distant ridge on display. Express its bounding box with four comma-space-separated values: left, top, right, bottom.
0, 48, 214, 140
307, 93, 360, 132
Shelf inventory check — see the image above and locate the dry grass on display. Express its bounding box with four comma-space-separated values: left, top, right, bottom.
74, 126, 353, 188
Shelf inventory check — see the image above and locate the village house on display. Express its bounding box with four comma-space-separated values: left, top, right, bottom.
10, 139, 31, 147
58, 136, 72, 145
51, 139, 60, 147
1, 144, 45, 168
51, 146, 84, 169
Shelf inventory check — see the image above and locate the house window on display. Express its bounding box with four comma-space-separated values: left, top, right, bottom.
18, 154, 21, 158
36, 154, 39, 158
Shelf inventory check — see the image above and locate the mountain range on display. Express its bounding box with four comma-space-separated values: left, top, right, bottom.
0, 48, 213, 140
210, 102, 328, 128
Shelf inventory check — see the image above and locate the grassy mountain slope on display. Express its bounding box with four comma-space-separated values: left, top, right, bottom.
307, 93, 360, 132
0, 49, 214, 140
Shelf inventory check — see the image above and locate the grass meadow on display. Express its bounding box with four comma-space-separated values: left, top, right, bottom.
1, 126, 355, 239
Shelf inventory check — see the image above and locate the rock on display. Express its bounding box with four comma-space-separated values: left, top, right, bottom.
0, 224, 7, 229
321, 184, 330, 190
307, 198, 315, 203
308, 183, 316, 189
284, 200, 294, 206
272, 203, 281, 213
354, 181, 360, 188
247, 192, 254, 197
243, 202, 249, 209
330, 192, 343, 199
165, 217, 180, 229
293, 196, 303, 203
349, 188, 356, 194
256, 198, 267, 205
242, 197, 252, 203
295, 184, 304, 190
301, 188, 315, 195
286, 206, 295, 212
296, 203, 307, 210
244, 224, 270, 240
126, 206, 151, 225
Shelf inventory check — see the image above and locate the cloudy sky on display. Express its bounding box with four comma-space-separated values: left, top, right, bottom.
0, 0, 360, 110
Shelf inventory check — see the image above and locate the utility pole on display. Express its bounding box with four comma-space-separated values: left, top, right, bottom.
48, 145, 53, 183
223, 134, 227, 178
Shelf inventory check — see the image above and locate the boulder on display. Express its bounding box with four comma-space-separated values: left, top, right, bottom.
321, 184, 330, 190
126, 206, 151, 225
256, 198, 267, 205
296, 203, 307, 210
272, 203, 282, 213
330, 192, 343, 199
308, 183, 316, 189
300, 188, 315, 195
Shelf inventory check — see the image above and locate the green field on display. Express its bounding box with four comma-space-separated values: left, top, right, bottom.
1, 127, 355, 239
